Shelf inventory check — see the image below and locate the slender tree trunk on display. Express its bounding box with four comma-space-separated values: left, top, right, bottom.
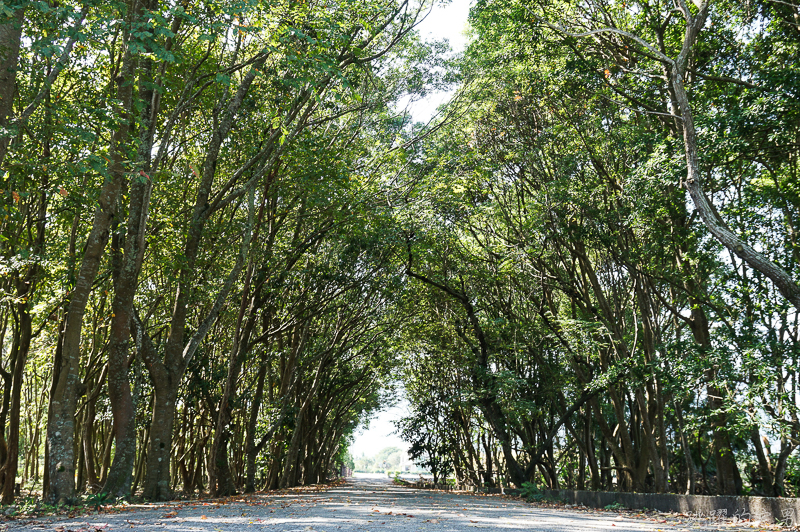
772, 440, 796, 496
211, 262, 257, 496
45, 13, 138, 502
96, 419, 111, 485
0, 303, 29, 503
481, 431, 494, 487
0, 8, 24, 168
690, 306, 740, 495
584, 413, 600, 490
674, 400, 697, 494
751, 428, 775, 496
280, 402, 305, 488
0, 179, 46, 502
102, 55, 156, 498
80, 364, 108, 494
131, 423, 149, 494
82, 398, 99, 492
244, 351, 269, 492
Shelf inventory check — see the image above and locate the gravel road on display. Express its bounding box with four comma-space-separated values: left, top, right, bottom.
2, 475, 770, 532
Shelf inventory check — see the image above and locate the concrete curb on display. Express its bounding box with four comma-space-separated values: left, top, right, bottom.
403, 483, 800, 525
542, 489, 800, 525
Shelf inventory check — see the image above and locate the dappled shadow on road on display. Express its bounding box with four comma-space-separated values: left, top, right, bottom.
7, 475, 735, 531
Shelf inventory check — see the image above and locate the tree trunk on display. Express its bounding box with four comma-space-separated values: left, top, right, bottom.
45, 152, 124, 503
772, 440, 796, 496
674, 400, 697, 494
0, 8, 24, 167
663, 4, 800, 309
82, 397, 99, 493
688, 304, 740, 495
751, 428, 775, 496
0, 302, 30, 504
280, 402, 305, 488
142, 379, 178, 501
45, 16, 137, 502
102, 58, 155, 497
211, 261, 257, 496
80, 364, 107, 494
244, 352, 268, 493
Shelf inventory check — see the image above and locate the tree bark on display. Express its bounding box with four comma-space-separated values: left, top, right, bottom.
667, 2, 800, 309
139, 60, 264, 500
772, 440, 797, 496
751, 428, 775, 496
244, 351, 269, 493
102, 47, 157, 498
144, 380, 179, 500
0, 8, 24, 168
44, 7, 138, 501
1, 302, 29, 504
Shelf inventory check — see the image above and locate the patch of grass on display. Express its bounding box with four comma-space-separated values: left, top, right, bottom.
84, 491, 114, 510
1, 493, 133, 521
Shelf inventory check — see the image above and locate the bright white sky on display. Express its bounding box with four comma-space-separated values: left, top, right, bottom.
417, 0, 471, 55
350, 0, 472, 459
349, 400, 410, 457
402, 0, 473, 122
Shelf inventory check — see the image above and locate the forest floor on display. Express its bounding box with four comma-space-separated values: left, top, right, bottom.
0, 475, 794, 532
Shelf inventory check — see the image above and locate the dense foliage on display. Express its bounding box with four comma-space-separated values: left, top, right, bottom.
393, 0, 800, 497
0, 0, 443, 504
0, 0, 798, 504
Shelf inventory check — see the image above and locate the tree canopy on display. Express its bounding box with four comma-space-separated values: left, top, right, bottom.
0, 0, 798, 504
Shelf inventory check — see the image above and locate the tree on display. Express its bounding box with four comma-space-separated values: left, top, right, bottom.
520, 0, 800, 309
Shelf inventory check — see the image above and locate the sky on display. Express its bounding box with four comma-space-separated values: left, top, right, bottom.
349, 401, 410, 457
349, 0, 473, 459
401, 0, 473, 122
418, 0, 471, 52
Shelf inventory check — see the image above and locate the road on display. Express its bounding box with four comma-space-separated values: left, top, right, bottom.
3, 475, 763, 532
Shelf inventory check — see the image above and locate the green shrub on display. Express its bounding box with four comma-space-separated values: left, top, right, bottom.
521, 481, 546, 502
84, 492, 113, 510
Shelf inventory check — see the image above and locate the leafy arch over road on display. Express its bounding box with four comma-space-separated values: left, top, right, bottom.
0, 0, 798, 506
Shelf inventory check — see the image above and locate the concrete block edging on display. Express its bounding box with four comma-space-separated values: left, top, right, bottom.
543, 489, 800, 525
